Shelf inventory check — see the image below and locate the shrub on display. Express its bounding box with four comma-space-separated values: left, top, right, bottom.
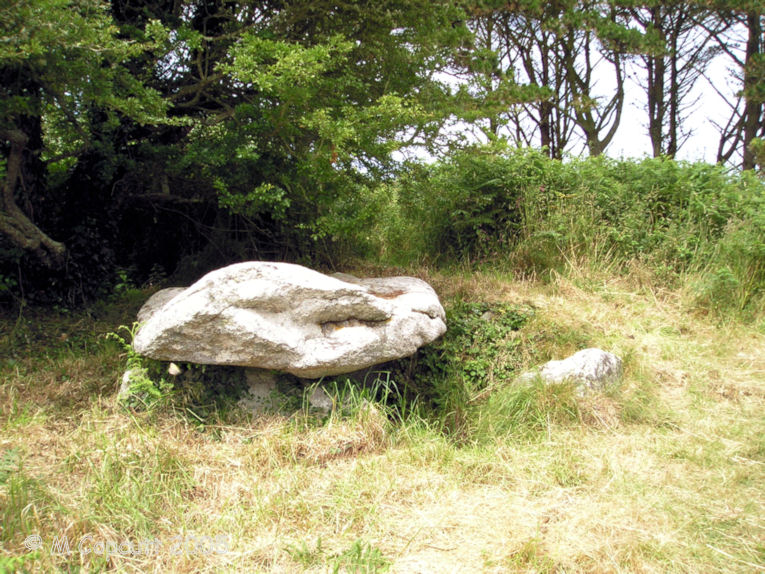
397, 300, 533, 436
380, 144, 765, 316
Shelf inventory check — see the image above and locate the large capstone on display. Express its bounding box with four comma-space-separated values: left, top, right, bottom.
136, 287, 186, 324
132, 262, 446, 378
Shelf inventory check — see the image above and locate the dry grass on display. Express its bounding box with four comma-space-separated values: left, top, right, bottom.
0, 271, 763, 572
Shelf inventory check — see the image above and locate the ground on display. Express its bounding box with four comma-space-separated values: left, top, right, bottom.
0, 270, 763, 573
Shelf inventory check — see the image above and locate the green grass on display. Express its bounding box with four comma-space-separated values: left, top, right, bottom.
0, 269, 763, 572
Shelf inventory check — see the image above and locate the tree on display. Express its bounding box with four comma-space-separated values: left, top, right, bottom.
129, 0, 469, 258
629, 1, 722, 158
0, 0, 165, 268
462, 1, 641, 158
465, 2, 576, 158
1, 0, 469, 277
559, 3, 629, 156
697, 1, 763, 169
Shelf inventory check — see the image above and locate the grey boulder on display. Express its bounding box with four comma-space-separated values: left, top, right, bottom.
132, 262, 446, 378
136, 287, 186, 324
521, 348, 623, 393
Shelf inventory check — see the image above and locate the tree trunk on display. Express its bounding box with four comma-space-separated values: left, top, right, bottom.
539, 43, 553, 157
667, 28, 680, 158
0, 129, 67, 268
742, 11, 763, 170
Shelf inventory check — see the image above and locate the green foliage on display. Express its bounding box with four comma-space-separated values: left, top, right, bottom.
408, 300, 533, 434
106, 324, 173, 411
485, 537, 557, 572
0, 0, 760, 310
442, 301, 531, 391
390, 298, 598, 442
0, 0, 167, 134
112, 268, 137, 295
286, 537, 326, 568
750, 138, 765, 173
119, 367, 174, 412
154, 0, 468, 264
217, 183, 291, 221
222, 35, 355, 98
0, 273, 17, 296
331, 539, 390, 573
168, 364, 250, 426
108, 349, 250, 423
0, 468, 50, 543
305, 371, 417, 425
0, 552, 40, 574
84, 437, 194, 535
380, 144, 765, 316
0, 447, 20, 485
380, 145, 567, 264
420, 149, 531, 258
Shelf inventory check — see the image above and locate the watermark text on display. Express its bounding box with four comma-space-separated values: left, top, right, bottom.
24, 533, 230, 559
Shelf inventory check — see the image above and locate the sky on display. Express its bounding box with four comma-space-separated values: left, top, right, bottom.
609, 56, 736, 163
404, 20, 749, 166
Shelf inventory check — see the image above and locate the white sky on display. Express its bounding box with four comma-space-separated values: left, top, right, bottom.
400, 21, 748, 165
609, 56, 736, 163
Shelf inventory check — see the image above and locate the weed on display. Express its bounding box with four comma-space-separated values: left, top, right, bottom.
0, 275, 762, 573
107, 323, 174, 411
381, 145, 765, 318
330, 539, 390, 573
0, 448, 20, 484
168, 363, 250, 424
286, 537, 325, 568
403, 300, 533, 436
308, 370, 418, 424
285, 537, 390, 573
0, 551, 40, 573
83, 436, 194, 535
488, 537, 557, 572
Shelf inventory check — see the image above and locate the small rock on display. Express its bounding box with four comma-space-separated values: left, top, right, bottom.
520, 348, 623, 394
237, 369, 338, 415
307, 386, 335, 413
480, 311, 494, 321
118, 368, 144, 400
237, 369, 279, 414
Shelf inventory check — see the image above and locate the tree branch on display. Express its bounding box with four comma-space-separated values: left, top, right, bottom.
0, 129, 67, 268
